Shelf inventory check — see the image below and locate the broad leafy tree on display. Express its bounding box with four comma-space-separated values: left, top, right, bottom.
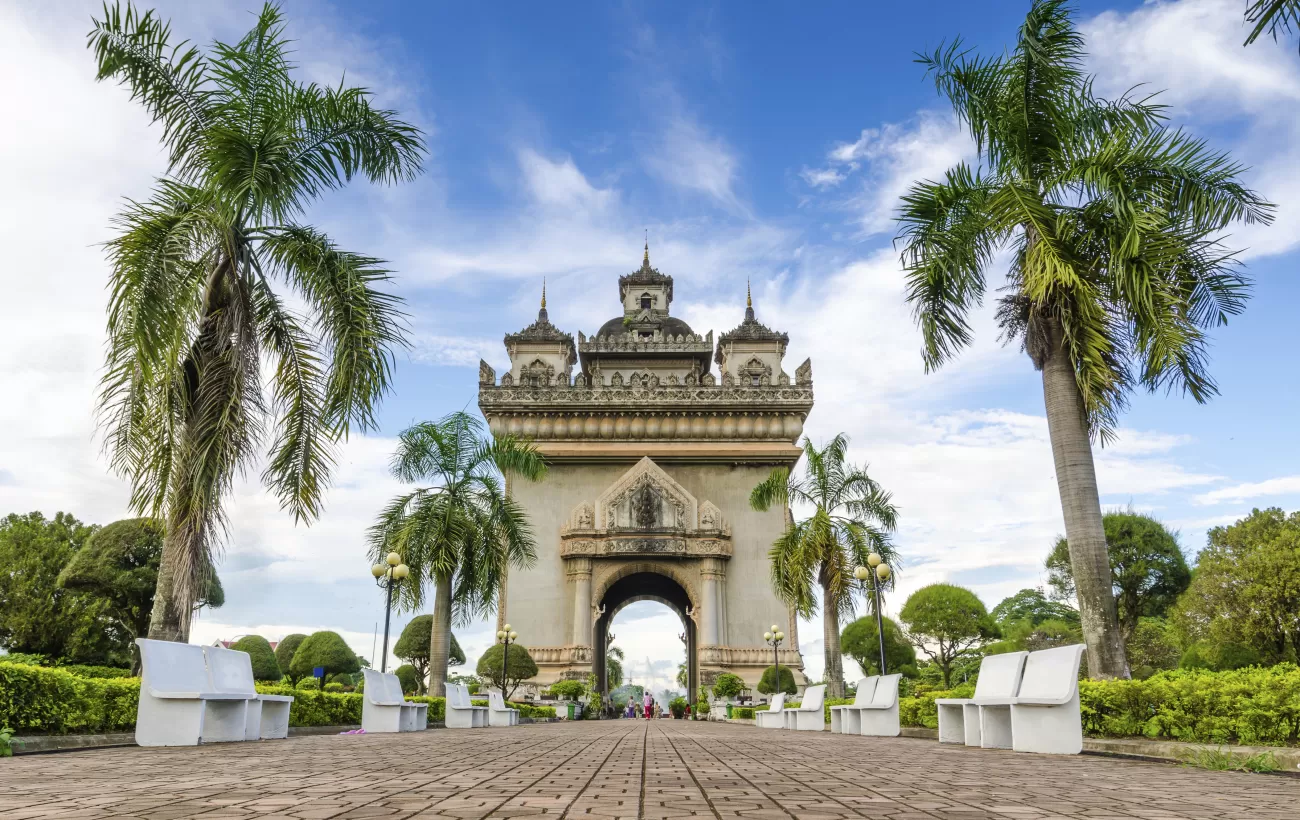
896, 0, 1270, 677
1047, 510, 1190, 641
899, 584, 998, 688
751, 434, 899, 699
841, 615, 918, 677
287, 630, 360, 681
475, 643, 538, 700
87, 2, 424, 642
369, 412, 545, 697
393, 615, 464, 694
275, 633, 308, 682
230, 634, 281, 681
991, 588, 1079, 628
1172, 507, 1300, 664
57, 517, 222, 670
0, 512, 122, 664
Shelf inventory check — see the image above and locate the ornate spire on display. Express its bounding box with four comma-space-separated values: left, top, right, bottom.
538, 278, 549, 322
745, 279, 755, 322
643, 230, 650, 267
541, 278, 547, 308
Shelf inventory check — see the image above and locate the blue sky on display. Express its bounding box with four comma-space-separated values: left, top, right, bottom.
1, 0, 1297, 694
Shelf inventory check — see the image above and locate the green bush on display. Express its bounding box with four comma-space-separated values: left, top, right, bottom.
394, 664, 419, 694
757, 665, 797, 695
50, 664, 132, 679
323, 682, 345, 692
295, 676, 320, 691
733, 707, 754, 720
275, 634, 308, 682
549, 679, 586, 700
669, 696, 687, 718
229, 635, 281, 682
288, 631, 360, 681
712, 673, 745, 699
0, 662, 138, 734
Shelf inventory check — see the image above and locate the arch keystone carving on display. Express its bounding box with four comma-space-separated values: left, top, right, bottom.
595, 456, 698, 532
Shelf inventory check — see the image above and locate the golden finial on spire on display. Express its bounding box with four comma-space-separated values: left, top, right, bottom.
747, 278, 752, 308
643, 230, 650, 266
541, 277, 547, 309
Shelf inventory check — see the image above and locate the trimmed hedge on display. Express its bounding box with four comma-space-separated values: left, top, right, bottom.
0, 663, 138, 734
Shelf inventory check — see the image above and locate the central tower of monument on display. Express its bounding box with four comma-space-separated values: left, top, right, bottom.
478, 246, 814, 697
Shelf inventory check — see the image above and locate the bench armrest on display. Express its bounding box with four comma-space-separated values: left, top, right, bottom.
932, 698, 971, 706
149, 689, 254, 701
257, 694, 295, 703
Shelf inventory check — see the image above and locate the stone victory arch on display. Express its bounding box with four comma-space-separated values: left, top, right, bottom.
477, 247, 813, 697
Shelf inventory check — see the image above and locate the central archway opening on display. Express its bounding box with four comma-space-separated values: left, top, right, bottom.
593, 571, 696, 713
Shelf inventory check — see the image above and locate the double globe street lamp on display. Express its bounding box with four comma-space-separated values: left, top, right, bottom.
853, 552, 892, 675
763, 625, 785, 698
497, 624, 519, 695
370, 552, 410, 673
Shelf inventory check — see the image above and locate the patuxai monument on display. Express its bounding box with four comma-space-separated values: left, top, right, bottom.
477, 245, 815, 698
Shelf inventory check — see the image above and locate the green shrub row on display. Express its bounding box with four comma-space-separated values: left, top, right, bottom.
0, 663, 139, 734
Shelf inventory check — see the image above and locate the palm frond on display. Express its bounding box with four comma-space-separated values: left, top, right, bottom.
1245, 1, 1300, 49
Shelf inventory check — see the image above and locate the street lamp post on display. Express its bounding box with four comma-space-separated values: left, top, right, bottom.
370, 552, 410, 673
762, 624, 785, 702
496, 625, 518, 697
853, 553, 892, 675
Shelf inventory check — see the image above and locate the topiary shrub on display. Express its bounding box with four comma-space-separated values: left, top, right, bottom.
394, 664, 419, 694
476, 644, 538, 699
757, 665, 797, 695
230, 635, 281, 682
549, 679, 586, 700
712, 672, 744, 700
295, 676, 320, 691
733, 707, 755, 720
323, 682, 345, 692
288, 631, 360, 682
275, 634, 308, 682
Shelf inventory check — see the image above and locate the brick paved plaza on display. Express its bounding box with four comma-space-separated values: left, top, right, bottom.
4, 720, 1297, 819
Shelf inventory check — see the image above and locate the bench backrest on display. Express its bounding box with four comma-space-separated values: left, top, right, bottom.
447, 682, 471, 709
853, 676, 878, 706
1017, 644, 1084, 703
204, 645, 256, 695
973, 650, 1029, 700
799, 684, 825, 712
383, 671, 407, 703
870, 673, 901, 707
488, 690, 508, 711
768, 692, 786, 712
137, 638, 209, 695
363, 668, 402, 706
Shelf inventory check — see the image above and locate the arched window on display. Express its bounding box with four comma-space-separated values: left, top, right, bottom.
640, 293, 653, 310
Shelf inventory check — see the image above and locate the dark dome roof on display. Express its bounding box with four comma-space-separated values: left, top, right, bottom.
596, 315, 695, 338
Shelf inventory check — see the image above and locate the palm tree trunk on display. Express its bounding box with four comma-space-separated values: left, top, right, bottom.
821, 580, 845, 698
145, 550, 187, 641
1040, 329, 1131, 679
427, 572, 453, 697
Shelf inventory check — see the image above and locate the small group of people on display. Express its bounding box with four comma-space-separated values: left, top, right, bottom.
621, 691, 663, 719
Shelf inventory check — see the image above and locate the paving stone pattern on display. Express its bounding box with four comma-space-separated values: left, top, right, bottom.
3, 720, 1297, 819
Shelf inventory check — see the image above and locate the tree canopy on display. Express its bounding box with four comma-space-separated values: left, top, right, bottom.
393, 616, 464, 694
394, 664, 419, 694
275, 634, 308, 682
712, 672, 745, 700
288, 631, 360, 680
841, 615, 918, 677
1048, 510, 1190, 641
900, 584, 997, 688
0, 512, 128, 666
475, 643, 538, 700
991, 588, 1079, 628
1172, 507, 1300, 665
230, 635, 281, 681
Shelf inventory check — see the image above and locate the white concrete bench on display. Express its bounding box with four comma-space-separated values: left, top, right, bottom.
829, 676, 876, 734
487, 689, 519, 727
855, 673, 901, 736
934, 650, 1027, 747
135, 638, 254, 746
203, 644, 294, 740
361, 669, 428, 732
783, 684, 825, 731
446, 682, 488, 728
754, 692, 786, 728
1009, 644, 1085, 754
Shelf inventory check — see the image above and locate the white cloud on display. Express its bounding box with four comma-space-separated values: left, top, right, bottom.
643, 113, 745, 213
1195, 475, 1300, 505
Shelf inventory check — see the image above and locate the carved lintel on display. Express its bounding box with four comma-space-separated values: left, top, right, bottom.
559, 534, 731, 559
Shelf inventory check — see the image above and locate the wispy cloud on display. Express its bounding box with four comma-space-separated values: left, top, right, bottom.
643, 112, 745, 214
1195, 475, 1300, 505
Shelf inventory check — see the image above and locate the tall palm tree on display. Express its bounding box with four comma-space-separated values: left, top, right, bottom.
89, 3, 424, 641
607, 645, 625, 689
750, 435, 899, 699
896, 0, 1272, 677
369, 412, 545, 697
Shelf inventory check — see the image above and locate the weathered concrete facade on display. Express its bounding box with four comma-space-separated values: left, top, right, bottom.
478, 248, 811, 696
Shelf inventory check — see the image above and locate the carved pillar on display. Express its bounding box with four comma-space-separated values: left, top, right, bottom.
700, 557, 726, 647
567, 557, 593, 649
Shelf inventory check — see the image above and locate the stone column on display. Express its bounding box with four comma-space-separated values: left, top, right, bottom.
700, 558, 726, 646
568, 558, 593, 649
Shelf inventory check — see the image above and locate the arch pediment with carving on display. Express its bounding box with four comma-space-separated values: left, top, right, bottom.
560, 457, 731, 558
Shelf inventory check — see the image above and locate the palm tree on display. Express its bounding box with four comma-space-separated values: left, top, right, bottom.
88, 3, 424, 641
369, 412, 545, 697
607, 645, 625, 689
750, 435, 900, 699
1245, 1, 1299, 49
896, 0, 1272, 678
